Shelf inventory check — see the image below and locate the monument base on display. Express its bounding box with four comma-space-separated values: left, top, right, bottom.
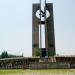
29, 62, 70, 69
29, 57, 70, 69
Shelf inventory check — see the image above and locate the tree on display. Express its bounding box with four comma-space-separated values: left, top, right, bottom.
0, 51, 24, 59
33, 47, 40, 56
1, 51, 8, 58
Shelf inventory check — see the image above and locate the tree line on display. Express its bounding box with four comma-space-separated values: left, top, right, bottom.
0, 51, 23, 59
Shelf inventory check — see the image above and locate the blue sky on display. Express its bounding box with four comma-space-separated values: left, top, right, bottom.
0, 0, 75, 57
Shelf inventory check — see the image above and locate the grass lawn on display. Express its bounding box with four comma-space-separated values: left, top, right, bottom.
0, 69, 75, 74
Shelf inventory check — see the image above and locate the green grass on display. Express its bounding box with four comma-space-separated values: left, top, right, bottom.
0, 69, 75, 74
0, 69, 24, 74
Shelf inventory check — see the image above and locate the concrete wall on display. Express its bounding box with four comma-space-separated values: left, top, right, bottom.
29, 62, 70, 69
0, 57, 75, 69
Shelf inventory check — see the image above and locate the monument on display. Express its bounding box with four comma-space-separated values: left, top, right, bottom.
32, 0, 56, 57
0, 0, 73, 69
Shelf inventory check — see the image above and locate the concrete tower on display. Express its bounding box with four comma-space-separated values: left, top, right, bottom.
32, 2, 55, 57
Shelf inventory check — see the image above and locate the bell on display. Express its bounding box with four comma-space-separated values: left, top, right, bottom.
42, 14, 45, 17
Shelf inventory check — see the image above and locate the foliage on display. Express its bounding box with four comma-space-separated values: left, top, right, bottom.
1, 51, 8, 58
33, 47, 40, 56
0, 51, 23, 59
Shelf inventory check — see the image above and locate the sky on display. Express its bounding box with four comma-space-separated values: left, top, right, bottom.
0, 0, 75, 57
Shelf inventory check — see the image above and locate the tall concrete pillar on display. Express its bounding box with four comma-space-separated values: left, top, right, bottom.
32, 4, 40, 56
46, 3, 55, 56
